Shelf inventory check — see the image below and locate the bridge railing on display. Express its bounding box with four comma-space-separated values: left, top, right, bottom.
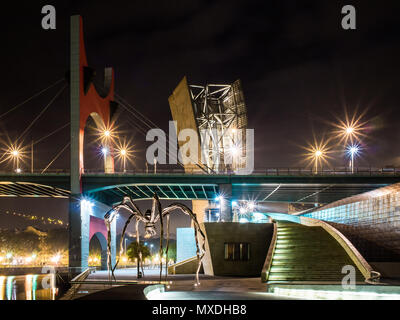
1, 167, 400, 176
84, 167, 400, 176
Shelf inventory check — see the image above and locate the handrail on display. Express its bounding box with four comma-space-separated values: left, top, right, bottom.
1, 166, 400, 176
62, 267, 96, 300
167, 256, 198, 274
261, 220, 278, 282
70, 267, 96, 283
299, 216, 381, 284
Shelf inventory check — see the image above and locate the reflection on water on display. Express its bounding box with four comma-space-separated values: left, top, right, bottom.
0, 274, 58, 300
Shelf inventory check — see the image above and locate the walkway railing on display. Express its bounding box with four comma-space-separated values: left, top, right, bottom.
2, 167, 400, 176
261, 220, 278, 282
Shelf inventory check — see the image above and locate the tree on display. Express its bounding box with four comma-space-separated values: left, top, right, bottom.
126, 241, 150, 262
163, 242, 176, 262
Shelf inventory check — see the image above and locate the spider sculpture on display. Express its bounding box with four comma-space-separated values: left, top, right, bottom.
104, 193, 206, 285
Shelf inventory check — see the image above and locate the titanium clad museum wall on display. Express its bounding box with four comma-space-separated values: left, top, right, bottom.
304, 183, 400, 262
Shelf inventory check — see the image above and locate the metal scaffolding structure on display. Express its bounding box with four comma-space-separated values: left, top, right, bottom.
188, 80, 248, 173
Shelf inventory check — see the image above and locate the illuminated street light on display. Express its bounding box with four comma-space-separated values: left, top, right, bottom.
346, 144, 360, 174
120, 148, 127, 173
101, 147, 108, 155
301, 137, 332, 175
51, 254, 61, 264
346, 127, 354, 135
104, 130, 111, 138
330, 110, 369, 145
248, 201, 256, 211
314, 150, 323, 174
115, 139, 134, 173
10, 148, 21, 172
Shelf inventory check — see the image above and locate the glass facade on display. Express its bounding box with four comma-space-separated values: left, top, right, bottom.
224, 243, 250, 261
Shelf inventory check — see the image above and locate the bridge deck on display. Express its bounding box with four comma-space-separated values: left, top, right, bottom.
0, 172, 398, 205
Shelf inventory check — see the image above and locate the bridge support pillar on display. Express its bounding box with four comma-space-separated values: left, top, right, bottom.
69, 196, 116, 270
68, 15, 116, 271
68, 196, 87, 270
219, 184, 233, 222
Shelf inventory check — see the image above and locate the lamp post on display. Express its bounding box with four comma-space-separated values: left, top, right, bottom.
120, 149, 127, 173
314, 150, 322, 174
11, 149, 20, 173
347, 145, 359, 174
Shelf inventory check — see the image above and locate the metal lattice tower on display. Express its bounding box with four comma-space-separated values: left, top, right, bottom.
188, 80, 248, 173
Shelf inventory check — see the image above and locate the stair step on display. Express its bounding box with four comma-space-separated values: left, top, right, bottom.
276, 234, 331, 239
275, 244, 342, 249
270, 265, 354, 271
265, 221, 366, 283
268, 276, 365, 281
272, 256, 353, 262
270, 260, 351, 266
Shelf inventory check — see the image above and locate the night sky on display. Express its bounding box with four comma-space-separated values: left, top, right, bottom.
0, 1, 400, 230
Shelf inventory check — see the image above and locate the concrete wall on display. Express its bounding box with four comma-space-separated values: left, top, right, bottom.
201, 222, 273, 277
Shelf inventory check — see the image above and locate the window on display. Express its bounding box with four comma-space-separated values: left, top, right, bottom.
224, 243, 250, 261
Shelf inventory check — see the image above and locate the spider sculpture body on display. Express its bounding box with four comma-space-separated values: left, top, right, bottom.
104, 193, 206, 285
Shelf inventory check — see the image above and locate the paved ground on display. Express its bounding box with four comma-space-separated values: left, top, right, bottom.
63, 268, 297, 300
149, 291, 298, 300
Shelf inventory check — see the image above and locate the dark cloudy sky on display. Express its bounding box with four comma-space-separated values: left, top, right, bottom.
1, 0, 400, 171
0, 1, 400, 229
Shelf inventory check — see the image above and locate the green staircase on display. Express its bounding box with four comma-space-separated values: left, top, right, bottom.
267, 221, 365, 282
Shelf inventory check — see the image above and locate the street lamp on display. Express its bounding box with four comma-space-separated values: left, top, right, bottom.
314, 150, 323, 174
345, 126, 354, 136
347, 145, 360, 174
10, 149, 21, 173
103, 130, 111, 138
120, 148, 127, 173
247, 201, 255, 212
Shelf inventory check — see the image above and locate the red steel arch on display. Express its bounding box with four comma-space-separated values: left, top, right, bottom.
72, 16, 115, 193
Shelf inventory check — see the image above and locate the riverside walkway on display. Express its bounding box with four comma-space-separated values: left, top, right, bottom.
62, 268, 296, 300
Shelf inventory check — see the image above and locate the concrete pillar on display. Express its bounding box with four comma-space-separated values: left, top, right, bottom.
219, 184, 233, 222
191, 200, 209, 225
68, 196, 82, 269
69, 197, 90, 270
69, 16, 82, 270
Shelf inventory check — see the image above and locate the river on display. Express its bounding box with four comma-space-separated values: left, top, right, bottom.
0, 274, 62, 300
